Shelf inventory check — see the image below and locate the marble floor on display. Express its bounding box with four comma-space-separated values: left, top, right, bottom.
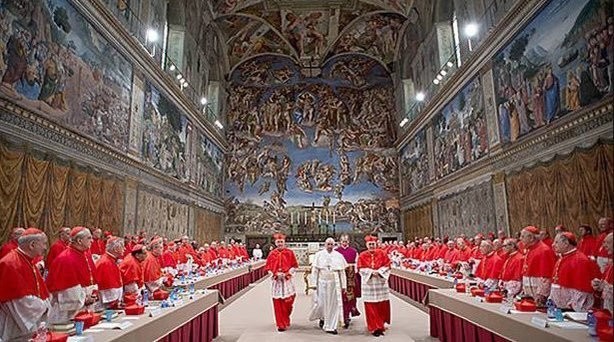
215, 272, 435, 342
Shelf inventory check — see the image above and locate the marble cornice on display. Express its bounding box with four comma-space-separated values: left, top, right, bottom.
400, 98, 614, 209
0, 101, 225, 213
71, 0, 228, 153
396, 0, 547, 149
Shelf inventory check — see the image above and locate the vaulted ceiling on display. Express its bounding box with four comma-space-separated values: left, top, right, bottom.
210, 0, 419, 74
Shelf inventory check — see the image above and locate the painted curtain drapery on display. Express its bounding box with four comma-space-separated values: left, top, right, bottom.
402, 203, 433, 240
507, 143, 614, 237
195, 208, 223, 246
0, 140, 125, 244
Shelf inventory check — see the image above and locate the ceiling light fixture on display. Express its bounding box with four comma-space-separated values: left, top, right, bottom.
146, 29, 159, 42
464, 23, 479, 37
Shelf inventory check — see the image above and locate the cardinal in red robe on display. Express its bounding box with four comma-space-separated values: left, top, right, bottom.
265, 233, 298, 332
119, 244, 146, 295
0, 228, 51, 341
550, 232, 600, 311
474, 240, 504, 290
498, 238, 524, 300
577, 225, 598, 259
95, 236, 125, 307
357, 235, 391, 337
46, 227, 71, 269
161, 242, 178, 269
592, 232, 613, 314
595, 217, 614, 272
443, 241, 460, 265
520, 226, 556, 306
142, 239, 165, 292
89, 228, 105, 259
0, 227, 25, 260
46, 226, 97, 323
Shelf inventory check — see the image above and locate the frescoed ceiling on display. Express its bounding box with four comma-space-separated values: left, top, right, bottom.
212, 0, 417, 70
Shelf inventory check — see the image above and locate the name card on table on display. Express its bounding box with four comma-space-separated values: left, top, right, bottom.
97, 321, 134, 330
173, 299, 185, 306
498, 304, 512, 314
530, 316, 548, 328
149, 307, 163, 317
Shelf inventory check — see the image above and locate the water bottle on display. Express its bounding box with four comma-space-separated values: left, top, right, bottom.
142, 288, 149, 306
189, 281, 195, 294
546, 299, 555, 319
587, 310, 597, 336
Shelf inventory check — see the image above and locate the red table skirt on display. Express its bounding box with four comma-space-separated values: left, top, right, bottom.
159, 304, 218, 342
389, 274, 432, 304
429, 305, 509, 342
250, 266, 267, 283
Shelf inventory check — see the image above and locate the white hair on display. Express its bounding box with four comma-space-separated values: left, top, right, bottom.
106, 238, 124, 252
18, 233, 45, 247
72, 228, 91, 242
325, 237, 335, 244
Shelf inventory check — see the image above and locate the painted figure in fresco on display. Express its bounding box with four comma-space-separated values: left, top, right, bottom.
565, 69, 581, 111
512, 91, 529, 135
38, 55, 67, 111
1, 29, 28, 87
14, 63, 41, 100
577, 64, 601, 106
284, 12, 306, 56
303, 12, 326, 57
531, 75, 546, 128
543, 65, 560, 124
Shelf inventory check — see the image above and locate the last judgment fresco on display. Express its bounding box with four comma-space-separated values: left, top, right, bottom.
224, 54, 400, 236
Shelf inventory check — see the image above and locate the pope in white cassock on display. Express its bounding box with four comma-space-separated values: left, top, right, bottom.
309, 238, 348, 335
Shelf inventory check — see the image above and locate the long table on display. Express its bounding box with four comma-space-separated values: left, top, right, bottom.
428, 289, 593, 342
186, 260, 267, 300
72, 290, 218, 342
69, 261, 268, 341
389, 267, 455, 309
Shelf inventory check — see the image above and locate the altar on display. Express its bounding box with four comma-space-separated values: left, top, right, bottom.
286, 241, 324, 266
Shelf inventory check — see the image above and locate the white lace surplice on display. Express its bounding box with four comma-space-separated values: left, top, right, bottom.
0, 296, 50, 341
270, 268, 297, 299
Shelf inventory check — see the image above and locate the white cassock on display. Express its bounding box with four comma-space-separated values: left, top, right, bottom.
252, 249, 263, 260
48, 284, 97, 324
309, 249, 347, 332
0, 296, 51, 341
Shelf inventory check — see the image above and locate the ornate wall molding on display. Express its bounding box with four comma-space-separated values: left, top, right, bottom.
0, 103, 224, 214
73, 0, 228, 152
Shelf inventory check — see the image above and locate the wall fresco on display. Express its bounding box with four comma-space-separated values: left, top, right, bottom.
141, 82, 189, 181
432, 77, 488, 179
224, 54, 399, 236
493, 0, 613, 143
400, 128, 429, 196
0, 0, 132, 150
